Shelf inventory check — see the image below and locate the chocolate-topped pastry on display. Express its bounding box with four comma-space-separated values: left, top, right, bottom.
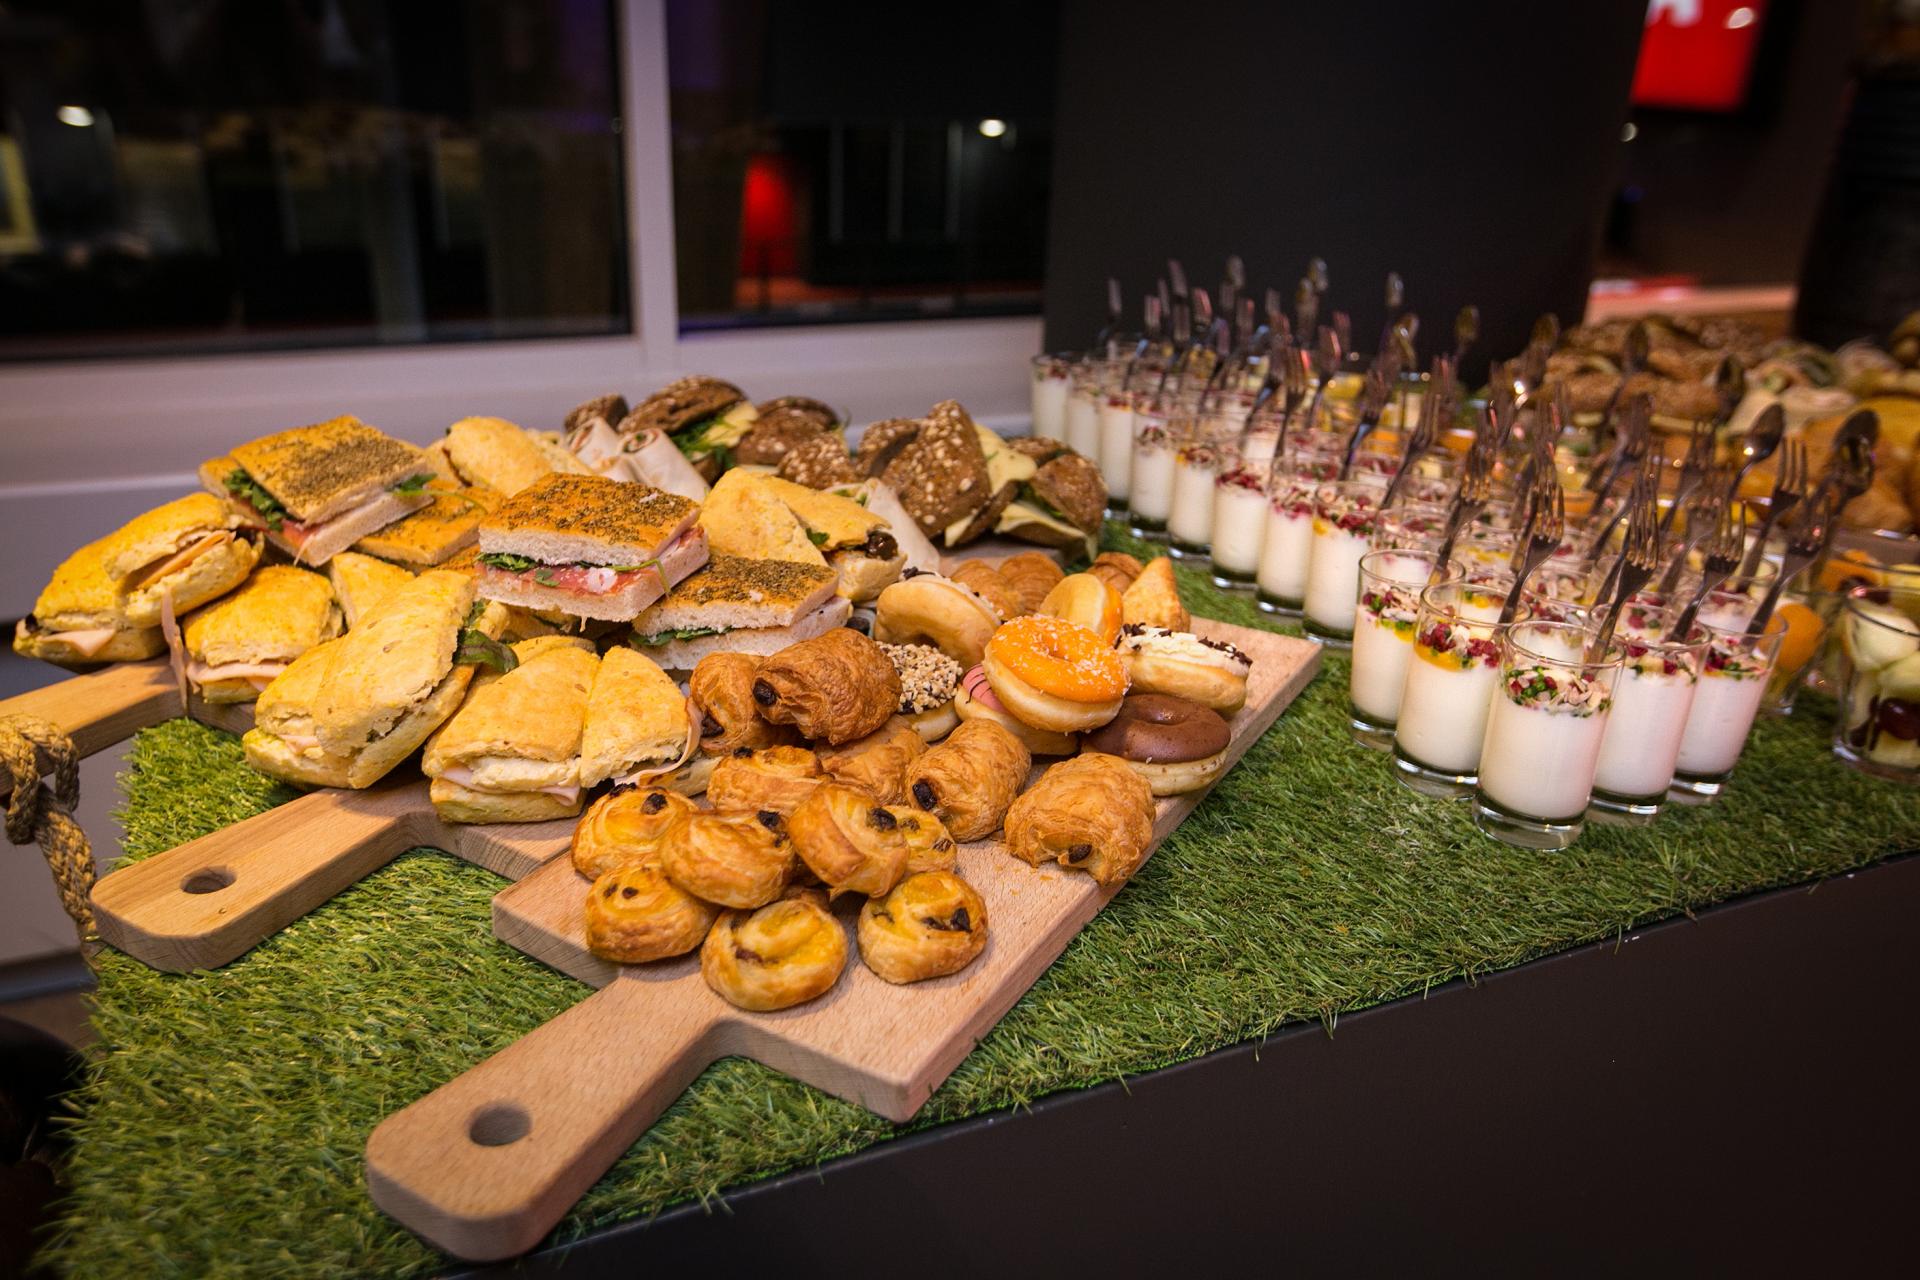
1081, 693, 1230, 796
777, 432, 863, 489
618, 375, 745, 437
853, 417, 924, 477
565, 393, 630, 435
877, 401, 991, 536
756, 396, 839, 428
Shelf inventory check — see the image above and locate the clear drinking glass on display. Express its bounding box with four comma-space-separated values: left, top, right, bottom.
1302, 479, 1387, 645
1255, 446, 1339, 616
1669, 612, 1787, 800
1210, 443, 1269, 591
1030, 353, 1073, 439
1374, 501, 1453, 553
1128, 393, 1178, 540
1473, 620, 1622, 849
1831, 584, 1920, 783
1590, 627, 1709, 824
1063, 361, 1105, 459
1393, 578, 1511, 797
1351, 549, 1462, 749
1097, 375, 1136, 514
1167, 409, 1234, 559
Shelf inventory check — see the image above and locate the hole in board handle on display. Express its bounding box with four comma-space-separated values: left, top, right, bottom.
469, 1103, 531, 1147
180, 867, 234, 894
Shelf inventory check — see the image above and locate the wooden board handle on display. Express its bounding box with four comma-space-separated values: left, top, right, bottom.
0, 660, 179, 759
90, 782, 429, 972
366, 979, 720, 1261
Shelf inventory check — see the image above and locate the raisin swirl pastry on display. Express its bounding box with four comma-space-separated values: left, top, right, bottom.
903, 719, 1031, 841
815, 716, 925, 804
787, 782, 909, 899
1003, 752, 1155, 888
888, 807, 958, 874
690, 652, 795, 755
857, 871, 989, 984
751, 628, 901, 745
701, 889, 849, 1011
570, 786, 696, 879
659, 809, 796, 909
585, 864, 718, 964
707, 745, 823, 815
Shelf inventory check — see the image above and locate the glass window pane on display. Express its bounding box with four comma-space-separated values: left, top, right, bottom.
666, 0, 1056, 331
0, 0, 628, 360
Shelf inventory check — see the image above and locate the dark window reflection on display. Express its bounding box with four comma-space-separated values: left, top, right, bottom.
667, 0, 1056, 331
0, 0, 627, 360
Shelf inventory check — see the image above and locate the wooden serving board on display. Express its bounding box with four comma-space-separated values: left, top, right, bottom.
90, 777, 572, 972
0, 658, 254, 760
363, 620, 1319, 1262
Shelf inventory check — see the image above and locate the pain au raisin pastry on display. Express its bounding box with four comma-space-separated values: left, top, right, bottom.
690, 652, 794, 755
903, 718, 1031, 841
571, 785, 696, 879
888, 807, 958, 874
787, 782, 909, 899
659, 809, 795, 909
751, 628, 900, 745
815, 716, 925, 804
706, 744, 823, 815
1003, 752, 1154, 888
585, 864, 718, 964
701, 889, 849, 1011
857, 871, 989, 984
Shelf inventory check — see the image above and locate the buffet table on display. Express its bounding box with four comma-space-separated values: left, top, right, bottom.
48, 527, 1920, 1277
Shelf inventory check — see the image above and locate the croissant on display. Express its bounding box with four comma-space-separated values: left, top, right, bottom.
815, 716, 925, 804
888, 806, 958, 874
1003, 752, 1154, 888
858, 871, 989, 984
998, 551, 1066, 614
706, 745, 823, 816
659, 809, 796, 909
701, 891, 848, 1011
752, 628, 900, 745
585, 864, 718, 964
949, 561, 1022, 620
903, 719, 1031, 841
571, 786, 696, 879
690, 652, 795, 755
787, 782, 909, 899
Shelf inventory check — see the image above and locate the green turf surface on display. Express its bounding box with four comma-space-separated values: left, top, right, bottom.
48, 526, 1920, 1277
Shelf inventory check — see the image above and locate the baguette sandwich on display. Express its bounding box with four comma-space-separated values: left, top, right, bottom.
325, 552, 415, 628
473, 474, 709, 621
179, 565, 342, 703
579, 646, 697, 786
203, 416, 437, 565
243, 568, 507, 789
630, 554, 848, 668
423, 637, 599, 822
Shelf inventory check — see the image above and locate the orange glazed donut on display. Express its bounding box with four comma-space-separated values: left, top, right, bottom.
982, 614, 1129, 733
1038, 573, 1123, 645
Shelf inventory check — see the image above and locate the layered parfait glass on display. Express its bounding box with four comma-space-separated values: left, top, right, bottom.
1669, 611, 1786, 800
1350, 548, 1461, 750
1301, 477, 1387, 645
1254, 445, 1340, 616
1393, 578, 1510, 797
1589, 625, 1709, 823
1167, 408, 1237, 560
1128, 393, 1180, 540
1030, 353, 1072, 439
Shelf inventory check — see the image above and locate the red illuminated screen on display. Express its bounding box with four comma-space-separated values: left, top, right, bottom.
1631, 0, 1767, 111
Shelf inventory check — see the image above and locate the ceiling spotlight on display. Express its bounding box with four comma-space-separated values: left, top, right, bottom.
1621, 122, 1639, 142
977, 118, 1007, 139
57, 105, 95, 128
1725, 7, 1757, 29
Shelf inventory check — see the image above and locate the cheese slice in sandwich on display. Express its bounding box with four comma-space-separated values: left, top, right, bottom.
697, 469, 826, 567
92, 493, 261, 629
630, 554, 847, 669
473, 474, 708, 622
12, 537, 164, 668
352, 483, 497, 566
326, 552, 415, 629
423, 638, 599, 822
578, 646, 695, 786
203, 416, 436, 566
180, 565, 342, 703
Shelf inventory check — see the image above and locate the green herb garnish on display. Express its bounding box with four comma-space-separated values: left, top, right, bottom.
391, 473, 435, 496
806, 529, 829, 547
224, 469, 286, 532
477, 552, 537, 572
456, 630, 517, 673
632, 625, 725, 645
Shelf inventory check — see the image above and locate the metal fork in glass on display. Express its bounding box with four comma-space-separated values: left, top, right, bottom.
1666, 501, 1749, 641
1499, 479, 1566, 624
1735, 436, 1808, 581
1589, 478, 1663, 660
1746, 492, 1837, 638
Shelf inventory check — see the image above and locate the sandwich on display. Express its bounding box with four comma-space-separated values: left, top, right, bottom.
618, 375, 756, 480
326, 552, 415, 628
243, 568, 508, 789
629, 554, 849, 668
179, 565, 342, 703
697, 469, 829, 566
756, 476, 905, 601
473, 474, 709, 621
874, 401, 992, 538
733, 398, 841, 468
352, 483, 499, 566
441, 416, 588, 496
13, 538, 166, 667
996, 453, 1106, 558
95, 493, 261, 628
578, 646, 697, 786
203, 416, 437, 565
423, 637, 600, 822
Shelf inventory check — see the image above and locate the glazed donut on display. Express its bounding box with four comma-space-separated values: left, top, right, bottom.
872, 572, 1003, 667
1117, 624, 1253, 715
1038, 573, 1124, 644
879, 641, 962, 743
982, 615, 1129, 734
953, 664, 1077, 755
1079, 693, 1230, 795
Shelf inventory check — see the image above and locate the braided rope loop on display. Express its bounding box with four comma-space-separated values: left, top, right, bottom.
0, 713, 95, 942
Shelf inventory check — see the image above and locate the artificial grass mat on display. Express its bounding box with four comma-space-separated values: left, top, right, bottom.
47, 524, 1920, 1277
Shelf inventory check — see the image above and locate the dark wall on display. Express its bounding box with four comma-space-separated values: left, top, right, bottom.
1041, 1, 1648, 383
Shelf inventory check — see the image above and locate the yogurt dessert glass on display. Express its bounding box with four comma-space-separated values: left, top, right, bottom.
1302, 479, 1386, 646
1030, 354, 1072, 438
1097, 383, 1136, 514
1350, 549, 1462, 749
1210, 446, 1269, 590
1128, 396, 1178, 540
1590, 627, 1709, 823
1255, 448, 1339, 616
1393, 578, 1510, 797
1063, 363, 1105, 460
1670, 612, 1786, 800
1832, 584, 1920, 783
1474, 620, 1621, 849
1167, 410, 1237, 560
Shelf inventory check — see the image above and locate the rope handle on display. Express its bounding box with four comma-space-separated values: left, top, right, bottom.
0, 713, 95, 942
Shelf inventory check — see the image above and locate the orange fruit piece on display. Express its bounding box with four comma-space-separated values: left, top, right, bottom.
1816, 548, 1883, 594
1775, 601, 1826, 675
